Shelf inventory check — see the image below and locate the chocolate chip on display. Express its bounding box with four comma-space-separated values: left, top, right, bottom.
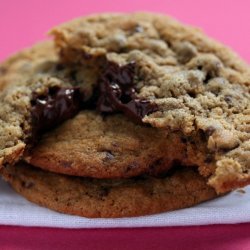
204, 72, 213, 84
97, 61, 159, 123
224, 95, 232, 104
30, 62, 159, 144
188, 92, 196, 98
31, 86, 84, 138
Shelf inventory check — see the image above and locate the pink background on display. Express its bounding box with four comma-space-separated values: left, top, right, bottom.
0, 0, 250, 249
0, 0, 250, 63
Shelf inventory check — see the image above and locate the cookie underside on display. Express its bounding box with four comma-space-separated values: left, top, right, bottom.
0, 162, 217, 218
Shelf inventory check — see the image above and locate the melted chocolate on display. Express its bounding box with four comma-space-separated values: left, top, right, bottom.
31, 86, 83, 135
97, 62, 158, 123
31, 62, 159, 137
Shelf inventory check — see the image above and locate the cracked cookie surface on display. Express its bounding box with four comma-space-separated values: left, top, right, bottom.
0, 41, 98, 168
0, 12, 249, 194
51, 12, 250, 193
0, 42, 185, 179
0, 37, 219, 181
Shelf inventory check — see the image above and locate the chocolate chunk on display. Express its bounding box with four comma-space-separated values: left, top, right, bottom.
30, 62, 158, 142
31, 86, 83, 135
224, 95, 233, 104
204, 72, 213, 84
97, 61, 159, 123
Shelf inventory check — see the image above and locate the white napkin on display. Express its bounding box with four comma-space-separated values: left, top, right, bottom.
0, 178, 249, 228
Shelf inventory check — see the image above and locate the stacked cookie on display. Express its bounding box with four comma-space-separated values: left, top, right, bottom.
0, 13, 249, 218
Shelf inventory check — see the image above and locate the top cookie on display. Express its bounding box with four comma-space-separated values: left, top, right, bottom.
50, 13, 250, 193
0, 13, 249, 194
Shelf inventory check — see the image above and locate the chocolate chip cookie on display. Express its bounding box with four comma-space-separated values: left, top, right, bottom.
0, 11, 249, 218
0, 40, 98, 168
0, 39, 217, 181
25, 111, 186, 178
51, 12, 250, 193
0, 162, 217, 218
0, 41, 183, 179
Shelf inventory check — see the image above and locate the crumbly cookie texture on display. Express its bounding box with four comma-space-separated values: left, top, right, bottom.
0, 41, 99, 169
0, 37, 218, 181
0, 162, 217, 218
51, 12, 250, 193
0, 42, 58, 167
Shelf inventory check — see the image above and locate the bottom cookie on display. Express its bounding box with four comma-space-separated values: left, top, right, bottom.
1, 163, 218, 218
